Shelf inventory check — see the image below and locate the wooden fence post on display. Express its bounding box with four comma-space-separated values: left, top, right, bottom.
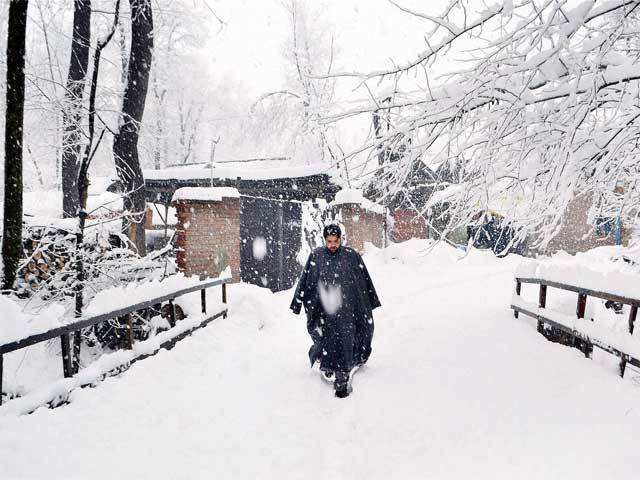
126, 314, 134, 350
222, 283, 227, 319
201, 288, 207, 314
168, 300, 176, 328
621, 305, 638, 377
0, 354, 3, 406
537, 284, 547, 333
61, 333, 73, 378
576, 293, 592, 358
576, 293, 587, 319
514, 280, 521, 318
72, 331, 82, 375
629, 305, 638, 335
620, 355, 628, 378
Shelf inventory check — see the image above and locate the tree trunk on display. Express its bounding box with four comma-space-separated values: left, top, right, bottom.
61, 0, 91, 218
113, 0, 153, 256
73, 0, 120, 373
2, 0, 29, 291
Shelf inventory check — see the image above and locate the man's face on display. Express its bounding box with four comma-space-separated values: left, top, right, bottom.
325, 235, 341, 253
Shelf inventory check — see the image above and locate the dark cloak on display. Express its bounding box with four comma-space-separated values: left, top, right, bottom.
290, 246, 381, 373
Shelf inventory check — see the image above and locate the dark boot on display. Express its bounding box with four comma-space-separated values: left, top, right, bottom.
334, 371, 351, 398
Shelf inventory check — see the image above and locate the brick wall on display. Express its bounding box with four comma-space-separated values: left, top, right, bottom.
391, 210, 428, 242
545, 193, 625, 254
173, 196, 241, 281
333, 203, 386, 252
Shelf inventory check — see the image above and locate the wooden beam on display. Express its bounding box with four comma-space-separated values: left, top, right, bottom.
0, 277, 230, 355
126, 314, 134, 350
630, 305, 638, 335
516, 277, 640, 308
514, 280, 521, 318
576, 293, 587, 319
222, 283, 228, 319
61, 334, 73, 378
537, 284, 547, 333
168, 300, 176, 328
0, 354, 3, 406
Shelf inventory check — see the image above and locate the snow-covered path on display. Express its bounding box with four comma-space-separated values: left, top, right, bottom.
2, 241, 640, 479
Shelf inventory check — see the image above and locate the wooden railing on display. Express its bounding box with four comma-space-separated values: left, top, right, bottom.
0, 276, 230, 406
512, 277, 639, 377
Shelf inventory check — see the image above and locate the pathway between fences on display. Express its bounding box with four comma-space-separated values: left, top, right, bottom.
1, 244, 640, 478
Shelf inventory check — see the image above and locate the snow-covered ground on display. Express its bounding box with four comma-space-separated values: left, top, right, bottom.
2, 240, 640, 479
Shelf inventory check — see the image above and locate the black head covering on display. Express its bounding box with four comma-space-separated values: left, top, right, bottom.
323, 224, 342, 238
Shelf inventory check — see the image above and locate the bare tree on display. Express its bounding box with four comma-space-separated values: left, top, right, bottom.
61, 0, 91, 218
151, 67, 166, 169
113, 0, 154, 256
248, 0, 340, 166
177, 97, 203, 164
72, 0, 121, 371
2, 0, 29, 291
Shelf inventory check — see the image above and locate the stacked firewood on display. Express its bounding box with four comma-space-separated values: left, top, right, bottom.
18, 224, 77, 298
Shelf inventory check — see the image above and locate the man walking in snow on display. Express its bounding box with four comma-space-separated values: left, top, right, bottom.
290, 224, 381, 398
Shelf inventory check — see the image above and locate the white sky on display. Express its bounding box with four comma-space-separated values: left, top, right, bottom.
204, 0, 447, 98
185, 0, 452, 168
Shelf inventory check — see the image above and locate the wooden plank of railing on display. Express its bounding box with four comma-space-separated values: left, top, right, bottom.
516, 277, 640, 307
621, 305, 639, 376
126, 314, 134, 350
512, 304, 640, 368
0, 276, 231, 406
630, 306, 638, 335
222, 283, 228, 319
512, 276, 639, 377
61, 333, 73, 378
537, 284, 547, 333
0, 277, 230, 355
575, 293, 592, 358
168, 300, 176, 328
0, 355, 3, 406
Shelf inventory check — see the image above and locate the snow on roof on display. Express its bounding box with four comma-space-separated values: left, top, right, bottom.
144, 160, 330, 182
172, 187, 240, 203
331, 188, 385, 214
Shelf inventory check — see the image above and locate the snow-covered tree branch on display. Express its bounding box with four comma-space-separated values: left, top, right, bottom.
328, 0, 640, 249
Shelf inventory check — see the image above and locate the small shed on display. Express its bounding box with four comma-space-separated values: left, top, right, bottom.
129, 159, 340, 291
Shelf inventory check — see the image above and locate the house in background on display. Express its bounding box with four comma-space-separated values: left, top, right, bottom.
114, 158, 341, 291
544, 192, 628, 255
364, 157, 468, 245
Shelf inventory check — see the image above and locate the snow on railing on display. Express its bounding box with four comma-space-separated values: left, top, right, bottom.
511, 263, 640, 378
0, 271, 232, 411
